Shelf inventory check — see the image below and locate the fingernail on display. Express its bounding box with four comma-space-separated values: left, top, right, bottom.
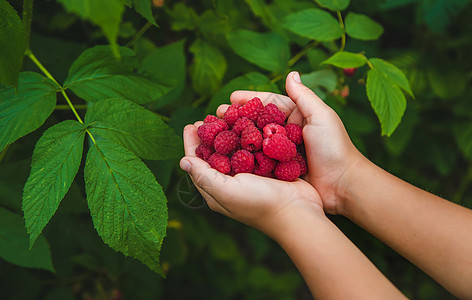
292, 71, 301, 83
180, 159, 191, 172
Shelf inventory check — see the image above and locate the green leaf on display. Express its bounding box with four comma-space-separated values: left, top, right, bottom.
85, 98, 182, 160
140, 40, 186, 109
0, 72, 58, 152
301, 69, 337, 93
125, 0, 157, 26
227, 30, 290, 73
322, 51, 368, 68
245, 0, 276, 28
314, 0, 350, 11
282, 9, 343, 41
189, 40, 227, 96
345, 12, 384, 41
366, 67, 407, 136
0, 207, 54, 271
64, 46, 170, 104
369, 58, 414, 97
22, 121, 86, 247
206, 72, 280, 115
0, 0, 26, 88
84, 139, 168, 275
56, 0, 124, 57
166, 3, 198, 31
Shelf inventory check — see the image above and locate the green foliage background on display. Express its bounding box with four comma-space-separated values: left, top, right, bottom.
1, 0, 471, 299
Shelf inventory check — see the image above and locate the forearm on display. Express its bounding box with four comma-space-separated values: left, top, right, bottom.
341, 156, 472, 298
274, 207, 405, 300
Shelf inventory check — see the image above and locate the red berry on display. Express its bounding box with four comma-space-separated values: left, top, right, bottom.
223, 103, 241, 127
238, 97, 264, 122
285, 123, 303, 145
343, 68, 357, 78
262, 134, 297, 162
232, 117, 254, 136
274, 160, 301, 181
294, 152, 307, 176
263, 123, 286, 139
231, 150, 255, 174
208, 153, 231, 175
195, 144, 214, 161
214, 130, 240, 155
197, 122, 225, 147
254, 151, 276, 177
204, 115, 219, 123
257, 103, 286, 128
241, 126, 262, 152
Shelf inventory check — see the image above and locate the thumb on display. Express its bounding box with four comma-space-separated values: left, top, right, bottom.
285, 71, 329, 124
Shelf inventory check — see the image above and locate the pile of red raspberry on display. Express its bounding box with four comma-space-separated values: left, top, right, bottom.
195, 97, 307, 181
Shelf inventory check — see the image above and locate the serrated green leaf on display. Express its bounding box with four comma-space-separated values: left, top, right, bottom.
64, 46, 170, 104
0, 207, 54, 271
22, 120, 86, 247
301, 69, 337, 92
85, 98, 181, 160
314, 0, 350, 11
370, 58, 414, 97
56, 0, 124, 57
227, 30, 290, 73
283, 9, 343, 41
322, 51, 368, 68
345, 12, 384, 41
125, 0, 157, 26
189, 40, 227, 96
0, 72, 58, 151
0, 0, 26, 88
206, 72, 280, 115
384, 109, 418, 156
366, 68, 407, 136
84, 140, 168, 275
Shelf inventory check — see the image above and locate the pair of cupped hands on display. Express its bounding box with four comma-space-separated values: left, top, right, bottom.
180, 72, 362, 241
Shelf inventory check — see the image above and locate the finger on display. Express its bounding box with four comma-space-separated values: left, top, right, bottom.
286, 107, 304, 126
285, 71, 330, 124
194, 121, 203, 128
183, 124, 200, 156
230, 91, 296, 117
216, 104, 230, 118
191, 176, 231, 216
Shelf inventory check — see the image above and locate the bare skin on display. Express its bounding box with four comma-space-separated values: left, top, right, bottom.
180, 72, 472, 299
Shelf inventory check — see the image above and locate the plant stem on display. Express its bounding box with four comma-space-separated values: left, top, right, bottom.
125, 21, 152, 48
337, 11, 346, 52
288, 41, 321, 67
56, 104, 88, 110
22, 0, 34, 51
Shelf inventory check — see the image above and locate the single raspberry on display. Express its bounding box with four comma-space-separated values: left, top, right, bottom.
223, 103, 241, 127
257, 103, 286, 128
254, 151, 276, 177
238, 97, 264, 122
195, 144, 214, 161
208, 153, 231, 175
204, 115, 219, 123
285, 123, 303, 145
294, 152, 307, 176
197, 122, 225, 147
343, 68, 357, 78
262, 134, 297, 162
231, 150, 255, 174
214, 130, 240, 155
274, 160, 301, 181
263, 123, 286, 139
241, 126, 262, 152
232, 117, 254, 136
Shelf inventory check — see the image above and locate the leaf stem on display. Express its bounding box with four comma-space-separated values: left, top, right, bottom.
22, 0, 34, 51
26, 52, 85, 125
337, 11, 346, 52
55, 104, 88, 110
125, 21, 152, 48
288, 41, 321, 67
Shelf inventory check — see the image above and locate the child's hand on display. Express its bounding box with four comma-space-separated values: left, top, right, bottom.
179, 122, 324, 240
218, 72, 364, 215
